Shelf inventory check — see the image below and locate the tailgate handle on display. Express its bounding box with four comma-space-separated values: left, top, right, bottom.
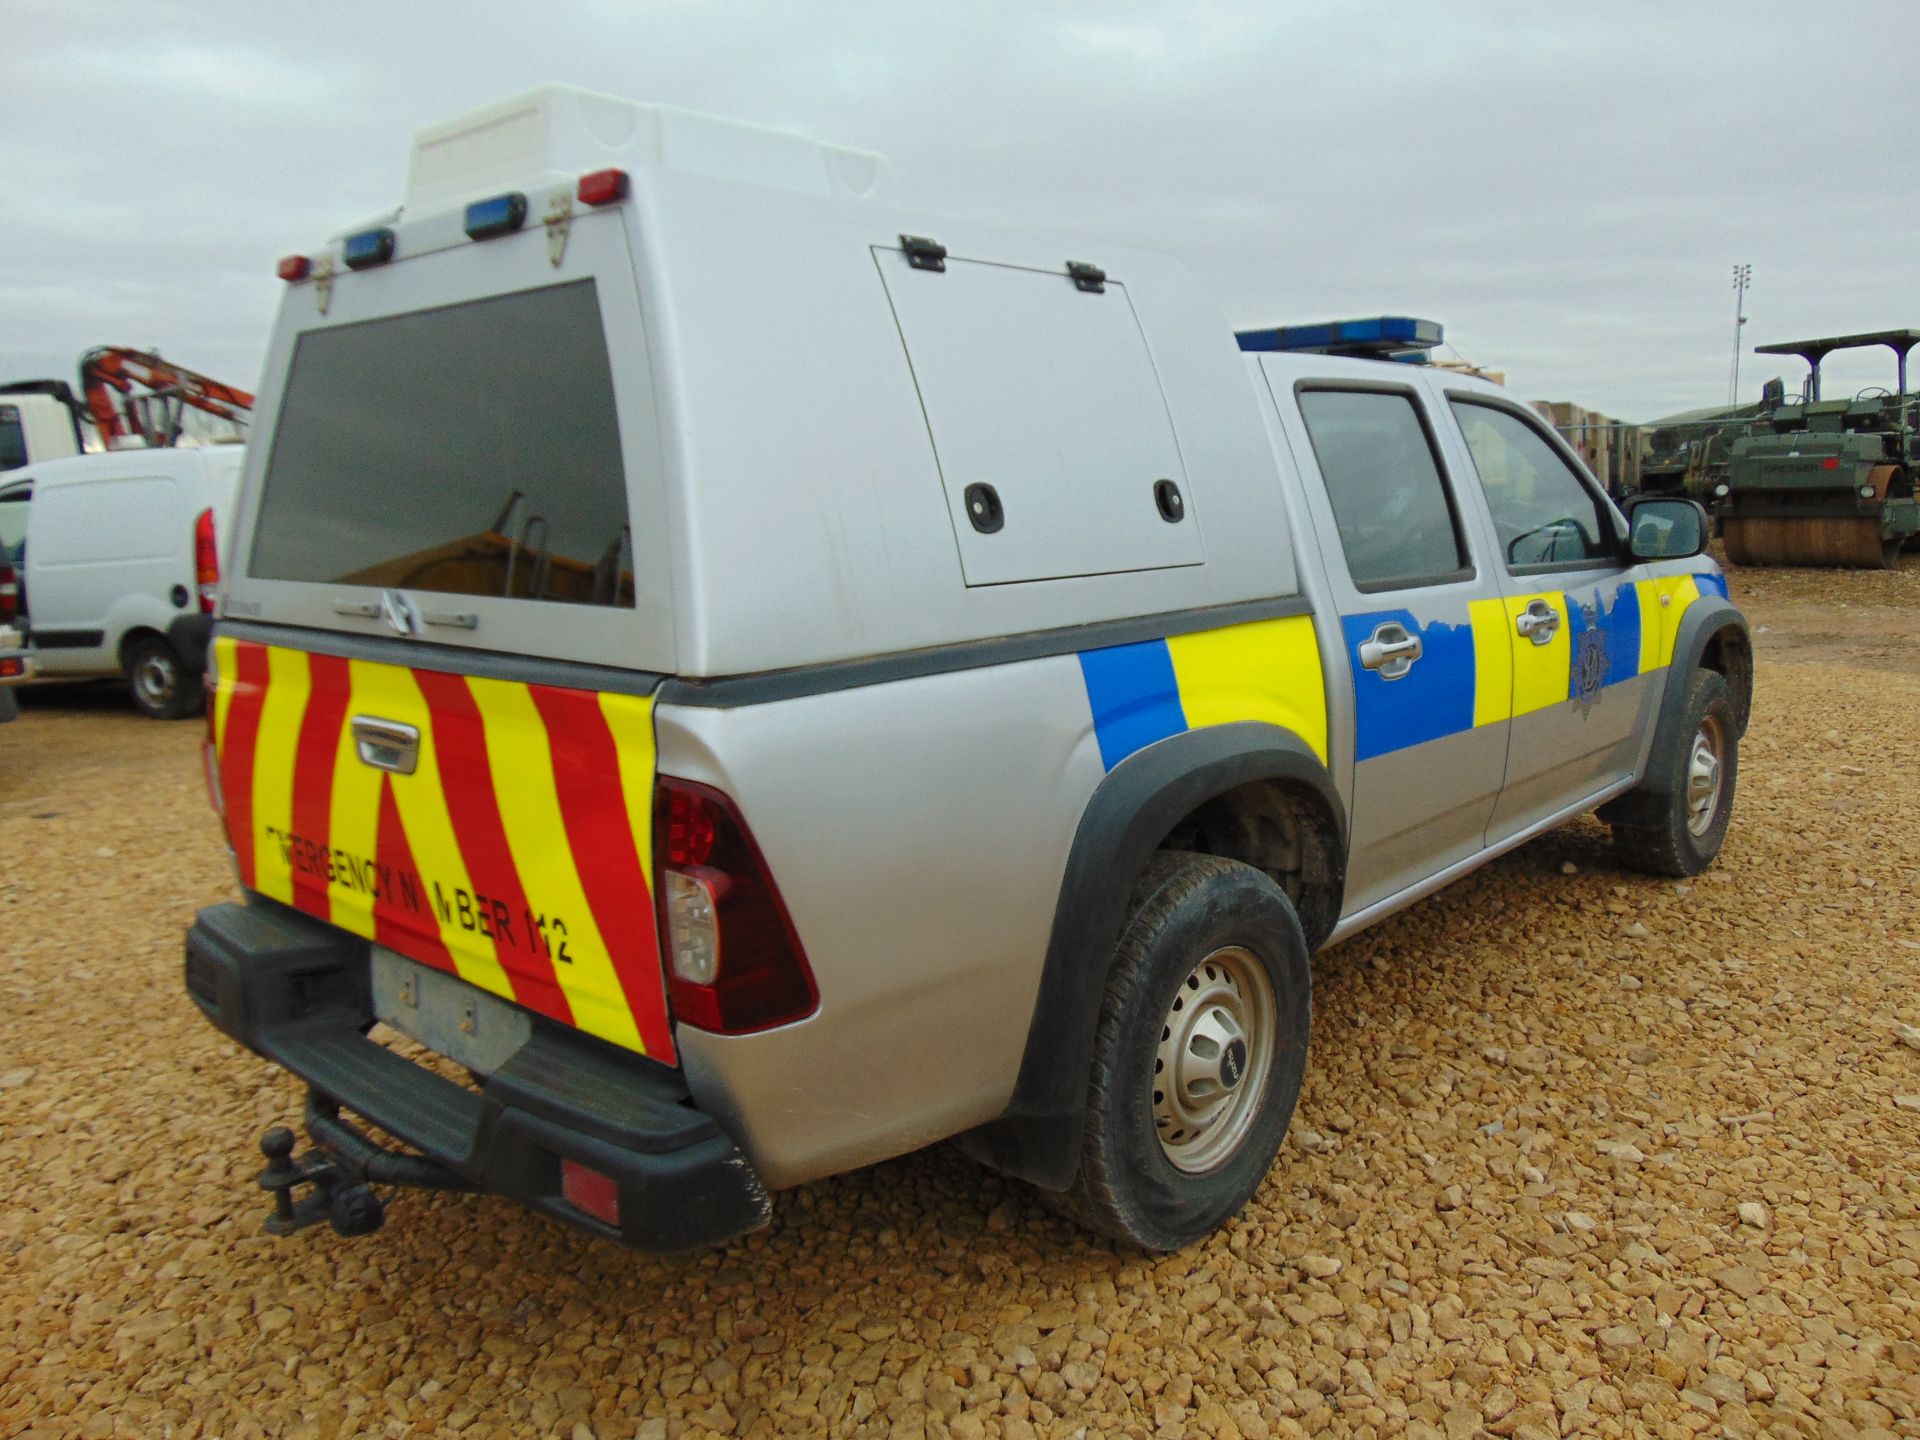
352, 716, 420, 775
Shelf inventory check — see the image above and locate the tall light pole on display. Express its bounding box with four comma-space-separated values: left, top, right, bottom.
1729, 263, 1752, 406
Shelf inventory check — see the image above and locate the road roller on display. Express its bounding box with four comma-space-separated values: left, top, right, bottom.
1720, 329, 1919, 568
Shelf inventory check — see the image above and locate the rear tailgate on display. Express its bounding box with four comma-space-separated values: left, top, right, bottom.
210, 634, 675, 1063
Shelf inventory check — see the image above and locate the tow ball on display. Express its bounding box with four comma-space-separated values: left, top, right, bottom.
255, 1093, 476, 1240
257, 1127, 387, 1238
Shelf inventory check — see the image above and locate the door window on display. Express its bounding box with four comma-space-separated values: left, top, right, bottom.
0, 408, 26, 472
1296, 388, 1469, 591
1451, 400, 1611, 571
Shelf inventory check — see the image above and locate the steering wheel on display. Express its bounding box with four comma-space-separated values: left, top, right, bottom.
1506, 517, 1579, 565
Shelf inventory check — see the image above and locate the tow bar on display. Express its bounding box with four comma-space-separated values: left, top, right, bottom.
256, 1090, 475, 1239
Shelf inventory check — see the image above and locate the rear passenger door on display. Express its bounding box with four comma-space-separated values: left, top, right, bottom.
1279, 378, 1511, 917
1444, 396, 1649, 841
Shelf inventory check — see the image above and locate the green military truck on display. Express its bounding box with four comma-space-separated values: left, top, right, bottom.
1721, 329, 1919, 569
1636, 392, 1776, 503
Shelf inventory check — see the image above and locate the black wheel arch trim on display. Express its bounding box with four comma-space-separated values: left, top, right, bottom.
956, 720, 1344, 1191
167, 613, 215, 677
1653, 597, 1751, 750
1601, 596, 1751, 825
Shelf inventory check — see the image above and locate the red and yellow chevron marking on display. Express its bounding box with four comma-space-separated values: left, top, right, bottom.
209, 637, 675, 1062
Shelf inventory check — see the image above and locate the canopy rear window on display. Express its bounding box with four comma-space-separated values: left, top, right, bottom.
250, 280, 633, 608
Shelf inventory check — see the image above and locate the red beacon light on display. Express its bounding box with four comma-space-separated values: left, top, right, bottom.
577, 168, 630, 207
276, 254, 312, 283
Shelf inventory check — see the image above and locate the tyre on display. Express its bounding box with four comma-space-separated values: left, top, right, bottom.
1049, 852, 1311, 1250
125, 634, 204, 720
1610, 668, 1737, 877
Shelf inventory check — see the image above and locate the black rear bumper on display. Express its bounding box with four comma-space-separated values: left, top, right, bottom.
184, 900, 769, 1252
168, 613, 213, 674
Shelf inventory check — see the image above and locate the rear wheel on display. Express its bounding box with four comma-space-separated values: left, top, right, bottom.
1049, 853, 1311, 1250
1611, 669, 1738, 877
125, 635, 203, 720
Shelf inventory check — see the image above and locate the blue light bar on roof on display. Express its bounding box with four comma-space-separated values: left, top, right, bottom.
1237, 315, 1444, 360
464, 191, 528, 241
342, 227, 396, 271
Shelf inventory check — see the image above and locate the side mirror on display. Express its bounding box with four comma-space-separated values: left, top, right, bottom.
1625, 496, 1709, 561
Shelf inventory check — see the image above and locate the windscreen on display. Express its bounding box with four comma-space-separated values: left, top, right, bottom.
250, 280, 634, 608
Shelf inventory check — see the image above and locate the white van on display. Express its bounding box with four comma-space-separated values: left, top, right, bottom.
0, 389, 85, 473
0, 445, 244, 717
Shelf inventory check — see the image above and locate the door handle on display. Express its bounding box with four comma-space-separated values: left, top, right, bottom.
352, 716, 420, 775
1358, 621, 1423, 680
1515, 599, 1560, 646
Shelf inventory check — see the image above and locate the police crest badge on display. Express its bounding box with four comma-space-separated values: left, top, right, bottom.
1572, 600, 1608, 714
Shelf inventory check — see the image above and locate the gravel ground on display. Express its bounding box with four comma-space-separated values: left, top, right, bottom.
3, 564, 1918, 1440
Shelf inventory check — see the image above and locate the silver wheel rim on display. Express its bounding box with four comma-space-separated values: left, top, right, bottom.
1152, 945, 1276, 1174
1685, 714, 1724, 837
133, 652, 176, 709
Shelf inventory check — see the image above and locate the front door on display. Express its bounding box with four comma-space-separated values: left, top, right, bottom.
1443, 397, 1651, 841
1277, 377, 1512, 917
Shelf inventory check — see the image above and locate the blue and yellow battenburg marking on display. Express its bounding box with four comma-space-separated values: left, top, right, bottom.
1072, 572, 1725, 772
1077, 615, 1327, 772
1345, 571, 1724, 762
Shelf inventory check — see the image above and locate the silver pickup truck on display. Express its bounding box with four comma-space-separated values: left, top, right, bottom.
184, 86, 1750, 1254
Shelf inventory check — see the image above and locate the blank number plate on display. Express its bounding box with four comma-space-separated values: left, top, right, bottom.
371, 946, 532, 1077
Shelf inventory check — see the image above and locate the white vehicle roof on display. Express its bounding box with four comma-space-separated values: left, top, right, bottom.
404, 88, 893, 215
1248, 348, 1510, 397
6, 444, 245, 488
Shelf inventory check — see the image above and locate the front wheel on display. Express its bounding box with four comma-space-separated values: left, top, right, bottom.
1049, 852, 1311, 1250
1610, 668, 1738, 876
125, 635, 204, 720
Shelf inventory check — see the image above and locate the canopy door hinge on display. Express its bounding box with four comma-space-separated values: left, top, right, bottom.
544, 189, 573, 268
1066, 261, 1107, 293
900, 234, 947, 272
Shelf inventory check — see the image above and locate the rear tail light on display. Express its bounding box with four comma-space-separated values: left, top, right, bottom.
560, 1158, 621, 1227
654, 778, 818, 1034
0, 560, 16, 624
0, 656, 23, 680
193, 507, 219, 613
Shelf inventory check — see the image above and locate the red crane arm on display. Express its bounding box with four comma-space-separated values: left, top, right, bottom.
78, 346, 255, 447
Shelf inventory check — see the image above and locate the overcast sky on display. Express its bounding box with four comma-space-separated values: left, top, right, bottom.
4, 1, 1915, 421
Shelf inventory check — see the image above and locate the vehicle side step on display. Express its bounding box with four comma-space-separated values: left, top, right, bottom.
268, 1019, 484, 1169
